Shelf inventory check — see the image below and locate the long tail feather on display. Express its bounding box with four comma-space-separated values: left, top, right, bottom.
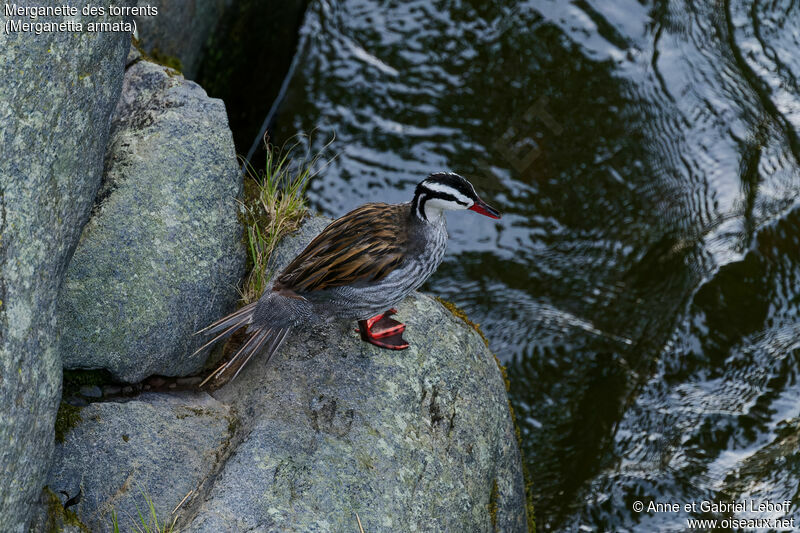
192, 302, 258, 359
200, 328, 265, 386
230, 327, 290, 382
191, 321, 242, 358
195, 301, 257, 336
228, 330, 272, 382
199, 326, 291, 387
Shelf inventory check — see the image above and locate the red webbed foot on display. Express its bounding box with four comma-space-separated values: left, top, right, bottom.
358, 308, 409, 350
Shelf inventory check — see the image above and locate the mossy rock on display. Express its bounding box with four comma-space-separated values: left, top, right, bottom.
27, 487, 90, 533
436, 297, 536, 533
47, 393, 236, 532
0, 7, 130, 529
58, 58, 245, 382
54, 404, 83, 445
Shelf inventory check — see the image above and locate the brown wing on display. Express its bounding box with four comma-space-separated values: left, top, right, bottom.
275, 202, 410, 293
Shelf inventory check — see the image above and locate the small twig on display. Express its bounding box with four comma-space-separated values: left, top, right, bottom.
356, 511, 365, 533
172, 489, 193, 515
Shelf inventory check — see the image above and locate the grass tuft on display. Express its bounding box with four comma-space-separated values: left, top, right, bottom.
238, 134, 335, 304
110, 488, 178, 533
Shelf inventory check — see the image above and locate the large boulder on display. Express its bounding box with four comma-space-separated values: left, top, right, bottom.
46, 392, 237, 532
189, 293, 528, 532
58, 57, 245, 382
187, 216, 529, 532
44, 217, 529, 531
0, 7, 130, 531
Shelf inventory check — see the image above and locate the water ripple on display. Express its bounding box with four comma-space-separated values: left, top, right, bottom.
271, 0, 800, 529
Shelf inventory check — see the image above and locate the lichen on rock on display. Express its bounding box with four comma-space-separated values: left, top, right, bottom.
435, 296, 536, 532
0, 6, 130, 530
58, 53, 245, 382
46, 393, 237, 532
186, 216, 530, 532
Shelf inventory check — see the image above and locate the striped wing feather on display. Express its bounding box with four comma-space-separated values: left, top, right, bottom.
275, 203, 409, 292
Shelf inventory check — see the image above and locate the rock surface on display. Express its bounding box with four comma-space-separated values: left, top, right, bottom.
133, 0, 232, 79
46, 216, 528, 532
27, 488, 88, 533
47, 393, 236, 532
0, 7, 130, 531
58, 57, 245, 382
188, 216, 529, 532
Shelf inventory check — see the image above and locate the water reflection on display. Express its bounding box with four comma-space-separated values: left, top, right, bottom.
269, 0, 800, 529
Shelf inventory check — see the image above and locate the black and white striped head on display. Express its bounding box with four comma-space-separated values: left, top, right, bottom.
412, 172, 501, 222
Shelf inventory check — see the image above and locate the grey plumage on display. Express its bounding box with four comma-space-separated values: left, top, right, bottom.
195, 300, 292, 386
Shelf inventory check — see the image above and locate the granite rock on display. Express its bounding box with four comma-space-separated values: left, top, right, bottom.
187, 217, 529, 532
0, 6, 130, 531
46, 393, 237, 532
46, 216, 528, 532
58, 57, 245, 382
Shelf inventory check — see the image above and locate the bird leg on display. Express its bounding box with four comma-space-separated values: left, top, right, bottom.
358, 308, 409, 350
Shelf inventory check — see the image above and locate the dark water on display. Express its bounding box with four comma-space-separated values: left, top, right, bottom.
197, 0, 308, 152
264, 0, 800, 530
